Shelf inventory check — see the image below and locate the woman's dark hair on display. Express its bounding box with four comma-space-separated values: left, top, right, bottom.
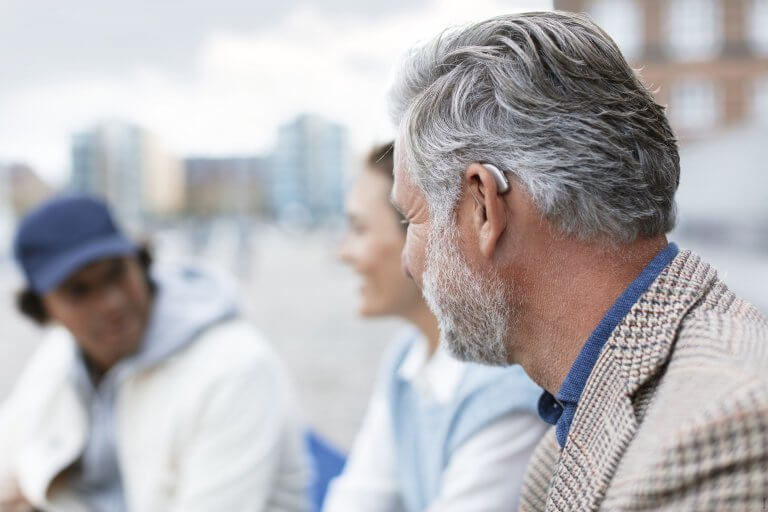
366, 141, 394, 180
16, 244, 156, 325
365, 141, 405, 229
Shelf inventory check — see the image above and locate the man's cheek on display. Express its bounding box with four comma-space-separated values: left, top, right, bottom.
400, 246, 417, 284
415, 231, 430, 280
410, 251, 427, 288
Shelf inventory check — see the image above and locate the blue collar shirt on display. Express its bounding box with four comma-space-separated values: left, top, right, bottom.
538, 243, 680, 448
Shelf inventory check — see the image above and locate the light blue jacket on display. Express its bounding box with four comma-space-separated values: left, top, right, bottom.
386, 330, 542, 512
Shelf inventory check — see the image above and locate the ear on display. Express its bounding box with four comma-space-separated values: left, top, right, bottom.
465, 162, 508, 259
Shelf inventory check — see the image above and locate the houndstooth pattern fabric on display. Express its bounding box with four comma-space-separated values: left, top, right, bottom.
520, 250, 768, 511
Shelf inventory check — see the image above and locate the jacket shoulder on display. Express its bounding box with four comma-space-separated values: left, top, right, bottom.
631, 277, 768, 455
607, 375, 768, 510
603, 278, 768, 509
3, 328, 75, 404
169, 318, 286, 380
678, 279, 768, 371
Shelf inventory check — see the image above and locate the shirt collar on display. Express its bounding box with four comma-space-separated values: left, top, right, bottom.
398, 334, 465, 403
538, 242, 680, 447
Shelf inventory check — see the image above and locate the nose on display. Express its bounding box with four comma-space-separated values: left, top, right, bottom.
101, 283, 127, 312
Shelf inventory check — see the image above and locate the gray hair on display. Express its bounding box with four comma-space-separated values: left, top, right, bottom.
389, 11, 679, 242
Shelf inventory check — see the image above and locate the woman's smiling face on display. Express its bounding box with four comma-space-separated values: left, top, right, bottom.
338, 167, 423, 318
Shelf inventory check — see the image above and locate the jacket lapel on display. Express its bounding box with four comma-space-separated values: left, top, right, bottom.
544, 250, 718, 511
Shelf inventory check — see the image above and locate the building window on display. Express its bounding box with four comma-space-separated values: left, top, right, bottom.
588, 0, 644, 60
668, 79, 720, 131
748, 0, 768, 55
754, 75, 768, 118
665, 0, 722, 60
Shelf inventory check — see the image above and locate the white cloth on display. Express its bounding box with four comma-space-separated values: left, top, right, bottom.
323, 338, 549, 512
0, 319, 309, 512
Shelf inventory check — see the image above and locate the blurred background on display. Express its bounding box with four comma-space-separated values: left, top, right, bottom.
0, 0, 766, 449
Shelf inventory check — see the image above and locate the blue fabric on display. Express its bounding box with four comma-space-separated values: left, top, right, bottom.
13, 194, 137, 292
387, 331, 542, 512
305, 430, 346, 512
538, 243, 680, 447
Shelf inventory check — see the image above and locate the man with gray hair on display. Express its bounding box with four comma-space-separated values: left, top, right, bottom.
389, 10, 768, 512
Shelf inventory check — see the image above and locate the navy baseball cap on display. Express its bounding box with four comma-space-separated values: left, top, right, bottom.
13, 194, 138, 293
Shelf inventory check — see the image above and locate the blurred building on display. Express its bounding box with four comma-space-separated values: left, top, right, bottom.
184, 156, 268, 217
556, 0, 768, 311
555, 0, 768, 140
0, 165, 17, 257
70, 121, 184, 224
675, 122, 768, 246
0, 163, 52, 257
0, 163, 53, 216
269, 114, 346, 224
672, 121, 768, 310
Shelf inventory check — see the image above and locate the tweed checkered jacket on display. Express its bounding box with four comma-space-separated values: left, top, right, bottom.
520, 250, 768, 511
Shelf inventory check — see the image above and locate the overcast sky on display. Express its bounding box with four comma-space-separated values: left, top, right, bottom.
0, 0, 552, 184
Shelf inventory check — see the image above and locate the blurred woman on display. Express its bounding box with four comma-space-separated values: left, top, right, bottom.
326, 142, 548, 512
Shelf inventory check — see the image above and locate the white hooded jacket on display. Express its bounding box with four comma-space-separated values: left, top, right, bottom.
0, 264, 309, 512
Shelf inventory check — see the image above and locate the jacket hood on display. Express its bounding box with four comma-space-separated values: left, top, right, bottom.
70, 263, 240, 395
131, 263, 240, 371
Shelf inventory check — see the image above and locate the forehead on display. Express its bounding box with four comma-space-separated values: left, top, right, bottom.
391, 152, 414, 206
60, 257, 124, 284
350, 169, 391, 202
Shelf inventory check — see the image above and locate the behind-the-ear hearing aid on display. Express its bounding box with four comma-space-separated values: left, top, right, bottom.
481, 163, 510, 194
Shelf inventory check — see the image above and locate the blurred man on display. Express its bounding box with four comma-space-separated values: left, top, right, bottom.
389, 11, 768, 511
0, 195, 309, 512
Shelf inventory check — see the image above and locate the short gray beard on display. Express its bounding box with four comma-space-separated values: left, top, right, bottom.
422, 218, 512, 366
